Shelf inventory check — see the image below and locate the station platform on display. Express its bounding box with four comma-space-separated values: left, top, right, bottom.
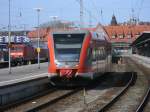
131, 54, 150, 68
0, 63, 49, 86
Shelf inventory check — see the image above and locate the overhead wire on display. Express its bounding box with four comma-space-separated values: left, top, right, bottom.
90, 0, 101, 19
137, 0, 145, 21
91, 0, 104, 25
75, 0, 99, 26
131, 0, 145, 23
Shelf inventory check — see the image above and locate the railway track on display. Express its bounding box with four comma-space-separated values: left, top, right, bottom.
80, 57, 149, 112
4, 72, 130, 112
36, 73, 130, 112
97, 72, 135, 112
25, 89, 81, 112
2, 88, 57, 111
100, 57, 149, 112
5, 88, 81, 112
136, 87, 150, 112
4, 57, 150, 112
130, 57, 150, 112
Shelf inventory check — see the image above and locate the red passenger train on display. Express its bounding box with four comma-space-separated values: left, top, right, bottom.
47, 30, 111, 85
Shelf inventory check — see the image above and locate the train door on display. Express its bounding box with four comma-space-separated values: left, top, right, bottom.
86, 47, 92, 67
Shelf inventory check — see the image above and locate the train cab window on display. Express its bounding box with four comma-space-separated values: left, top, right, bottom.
11, 47, 23, 51
53, 33, 85, 62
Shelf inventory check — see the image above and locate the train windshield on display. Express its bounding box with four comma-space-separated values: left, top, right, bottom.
11, 45, 23, 51
53, 33, 85, 62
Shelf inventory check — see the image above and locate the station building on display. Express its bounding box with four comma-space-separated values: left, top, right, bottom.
104, 25, 150, 55
0, 31, 30, 43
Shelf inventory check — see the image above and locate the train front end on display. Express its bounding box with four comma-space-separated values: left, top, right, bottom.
47, 30, 92, 85
10, 44, 24, 65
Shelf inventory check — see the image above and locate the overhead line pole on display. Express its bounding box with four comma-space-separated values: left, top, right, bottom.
34, 8, 42, 69
37, 8, 40, 69
8, 0, 11, 74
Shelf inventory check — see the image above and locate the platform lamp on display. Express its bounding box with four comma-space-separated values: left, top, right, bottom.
34, 8, 42, 69
8, 0, 11, 74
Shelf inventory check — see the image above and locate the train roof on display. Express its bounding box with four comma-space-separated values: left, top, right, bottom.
52, 30, 89, 35
52, 29, 109, 42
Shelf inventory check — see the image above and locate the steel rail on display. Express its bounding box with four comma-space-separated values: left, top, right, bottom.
136, 87, 150, 112
97, 72, 135, 112
130, 58, 150, 112
25, 89, 81, 112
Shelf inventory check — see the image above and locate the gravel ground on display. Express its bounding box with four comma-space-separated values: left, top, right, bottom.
139, 69, 150, 112
106, 57, 149, 112
144, 101, 150, 112
130, 56, 150, 112
39, 87, 123, 112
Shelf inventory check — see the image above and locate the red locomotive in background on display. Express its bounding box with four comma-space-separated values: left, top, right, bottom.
47, 29, 111, 86
10, 43, 48, 65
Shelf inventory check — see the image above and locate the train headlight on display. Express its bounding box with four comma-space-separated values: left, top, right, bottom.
75, 64, 78, 67
55, 60, 61, 66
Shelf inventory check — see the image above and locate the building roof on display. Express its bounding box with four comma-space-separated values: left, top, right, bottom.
27, 23, 110, 42
27, 27, 74, 41
104, 25, 150, 43
28, 24, 150, 44
27, 28, 48, 38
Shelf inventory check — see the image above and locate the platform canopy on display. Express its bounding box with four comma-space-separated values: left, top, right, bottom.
132, 32, 150, 47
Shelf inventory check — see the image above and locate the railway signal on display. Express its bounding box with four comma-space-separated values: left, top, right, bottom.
7, 43, 12, 48
37, 47, 41, 53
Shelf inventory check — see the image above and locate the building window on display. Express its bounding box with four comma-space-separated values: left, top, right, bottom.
112, 34, 116, 39
135, 32, 140, 38
119, 34, 124, 38
127, 34, 131, 38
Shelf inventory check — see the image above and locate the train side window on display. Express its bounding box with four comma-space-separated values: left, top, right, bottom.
97, 49, 99, 60
87, 48, 92, 62
98, 48, 101, 60
92, 48, 96, 61
86, 48, 92, 65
